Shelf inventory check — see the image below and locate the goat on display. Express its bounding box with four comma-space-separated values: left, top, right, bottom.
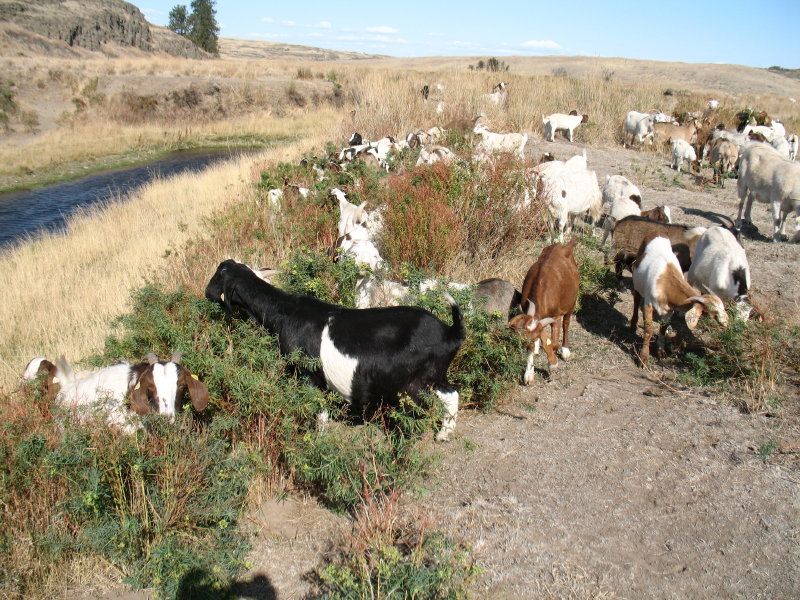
475, 278, 522, 318
671, 139, 697, 173
653, 119, 699, 148
707, 99, 720, 110
736, 144, 800, 241
508, 240, 579, 384
24, 353, 209, 431
631, 236, 728, 364
639, 205, 672, 223
601, 175, 642, 244
542, 112, 589, 142
534, 152, 602, 242
610, 215, 706, 276
487, 82, 508, 107
416, 145, 455, 166
473, 119, 527, 160
623, 111, 655, 147
787, 134, 799, 161
687, 226, 751, 319
205, 260, 465, 441
707, 138, 739, 187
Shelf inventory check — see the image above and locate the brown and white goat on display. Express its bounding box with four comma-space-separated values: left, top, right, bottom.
631, 236, 728, 364
508, 240, 579, 384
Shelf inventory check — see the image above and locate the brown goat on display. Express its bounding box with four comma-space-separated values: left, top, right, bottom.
610, 216, 706, 277
653, 120, 699, 148
508, 240, 579, 384
639, 205, 671, 222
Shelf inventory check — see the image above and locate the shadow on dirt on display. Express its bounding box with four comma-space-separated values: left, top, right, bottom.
177, 569, 278, 600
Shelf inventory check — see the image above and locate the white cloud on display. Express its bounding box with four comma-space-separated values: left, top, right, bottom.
260, 17, 273, 23
520, 39, 561, 49
308, 32, 324, 38
245, 32, 290, 38
367, 25, 398, 34
317, 21, 332, 29
283, 20, 296, 27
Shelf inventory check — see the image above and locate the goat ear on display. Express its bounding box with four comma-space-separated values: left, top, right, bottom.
525, 317, 539, 332
685, 303, 704, 330
146, 353, 159, 365
183, 368, 210, 412
129, 375, 151, 416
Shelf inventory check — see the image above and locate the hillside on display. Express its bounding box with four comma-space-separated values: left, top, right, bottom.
0, 0, 206, 58
218, 37, 383, 61
373, 55, 800, 97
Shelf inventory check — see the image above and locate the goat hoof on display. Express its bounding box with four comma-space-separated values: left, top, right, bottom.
435, 431, 450, 443
523, 369, 535, 386
558, 347, 571, 360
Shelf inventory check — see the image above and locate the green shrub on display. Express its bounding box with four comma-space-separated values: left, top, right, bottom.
277, 247, 362, 307
316, 529, 479, 600
680, 315, 798, 413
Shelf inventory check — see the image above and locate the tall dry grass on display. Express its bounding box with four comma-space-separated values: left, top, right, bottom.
0, 113, 338, 389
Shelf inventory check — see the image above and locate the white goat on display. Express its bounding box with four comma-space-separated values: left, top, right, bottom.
601, 175, 642, 244
417, 145, 455, 166
542, 112, 588, 142
687, 226, 751, 319
473, 121, 528, 160
737, 144, 800, 241
535, 154, 602, 242
671, 139, 697, 172
486, 82, 508, 106
788, 134, 799, 160
25, 353, 209, 432
623, 111, 655, 147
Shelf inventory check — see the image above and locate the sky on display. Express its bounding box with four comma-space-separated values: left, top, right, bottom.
136, 1, 800, 68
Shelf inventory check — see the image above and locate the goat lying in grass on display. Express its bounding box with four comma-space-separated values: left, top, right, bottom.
205, 259, 465, 441
23, 352, 209, 431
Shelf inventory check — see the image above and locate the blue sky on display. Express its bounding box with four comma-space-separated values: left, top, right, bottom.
136, 1, 800, 68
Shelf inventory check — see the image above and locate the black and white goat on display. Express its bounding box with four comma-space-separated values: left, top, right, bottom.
205, 259, 465, 441
22, 352, 209, 431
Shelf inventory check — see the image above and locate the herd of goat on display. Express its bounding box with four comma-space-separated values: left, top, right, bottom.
23, 81, 799, 441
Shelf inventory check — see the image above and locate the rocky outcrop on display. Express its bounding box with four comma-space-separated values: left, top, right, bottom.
0, 0, 207, 57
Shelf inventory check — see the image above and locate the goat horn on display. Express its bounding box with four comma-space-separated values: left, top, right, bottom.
171, 351, 183, 364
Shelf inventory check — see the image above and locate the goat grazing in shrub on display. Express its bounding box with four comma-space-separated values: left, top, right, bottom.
508, 240, 579, 384
205, 259, 465, 441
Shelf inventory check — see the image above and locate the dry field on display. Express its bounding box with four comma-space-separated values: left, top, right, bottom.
1, 46, 799, 599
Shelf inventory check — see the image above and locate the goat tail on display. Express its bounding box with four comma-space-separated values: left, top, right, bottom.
443, 293, 465, 342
